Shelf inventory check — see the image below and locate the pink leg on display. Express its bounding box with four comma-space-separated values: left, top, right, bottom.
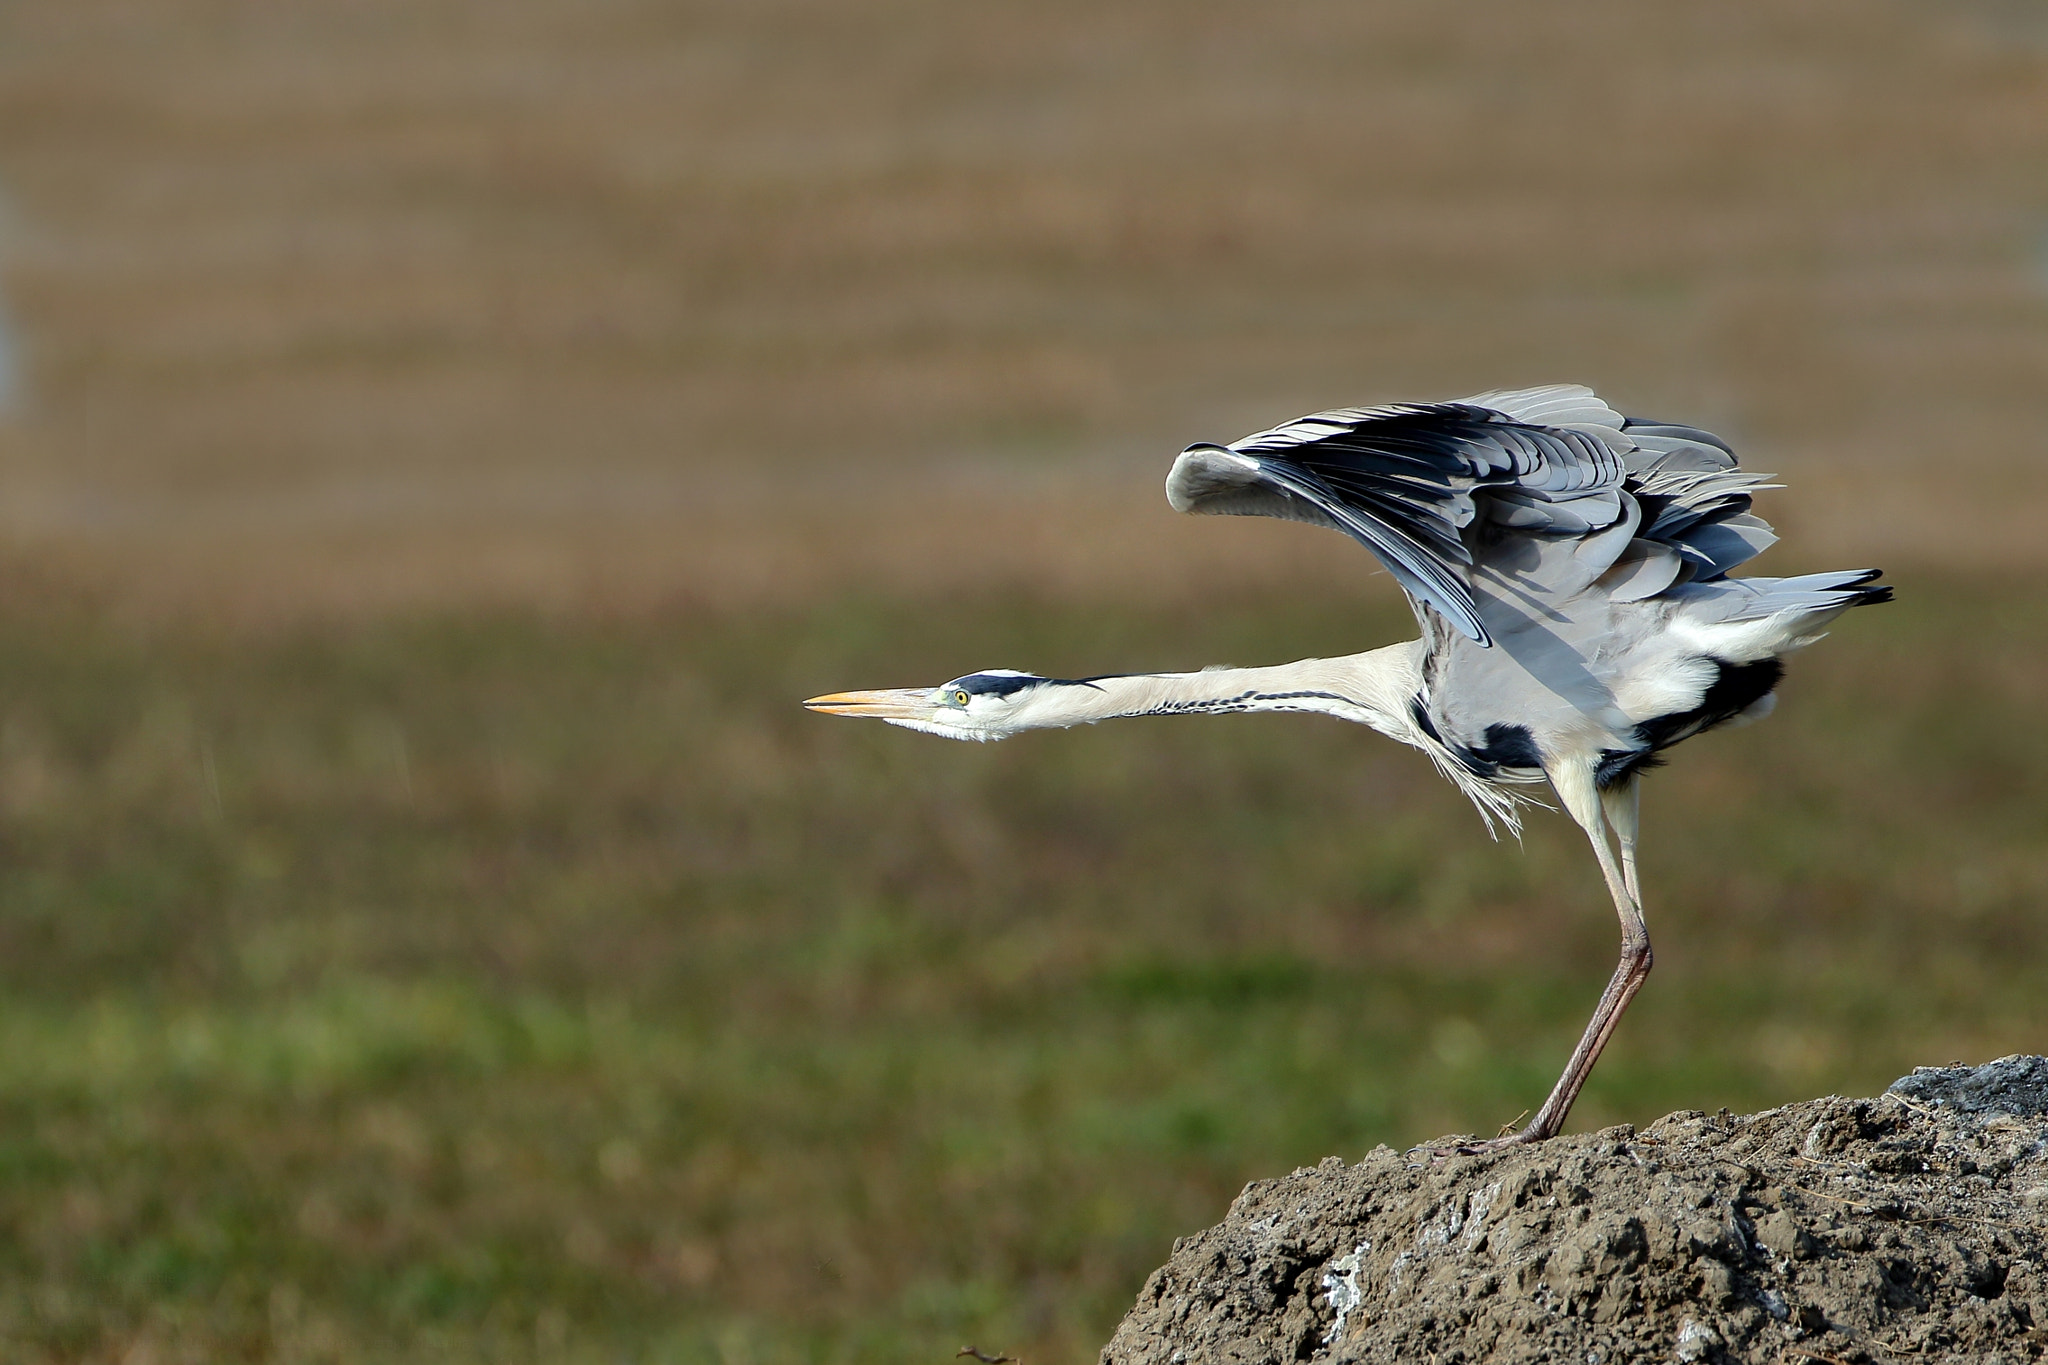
1421, 771, 1648, 1156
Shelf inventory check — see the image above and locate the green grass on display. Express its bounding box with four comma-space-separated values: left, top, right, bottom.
0, 576, 2041, 1362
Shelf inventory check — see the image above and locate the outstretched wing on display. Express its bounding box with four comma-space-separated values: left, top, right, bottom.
1618, 417, 1778, 584
1166, 385, 1630, 644
1165, 384, 1776, 646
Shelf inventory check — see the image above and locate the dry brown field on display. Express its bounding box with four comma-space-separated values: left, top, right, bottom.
2, 0, 2046, 619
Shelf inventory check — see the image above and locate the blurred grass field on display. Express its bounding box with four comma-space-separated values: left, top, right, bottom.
0, 575, 2042, 1362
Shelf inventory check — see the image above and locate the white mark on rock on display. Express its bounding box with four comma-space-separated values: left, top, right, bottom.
1461, 1180, 1503, 1250
1413, 1181, 1503, 1254
1415, 1197, 1461, 1248
1386, 1249, 1414, 1296
1320, 1240, 1371, 1345
1802, 1117, 1828, 1157
1676, 1318, 1719, 1361
1729, 1209, 1755, 1257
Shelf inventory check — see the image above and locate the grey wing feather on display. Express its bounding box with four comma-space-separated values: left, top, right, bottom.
1620, 415, 1780, 577
1694, 568, 1890, 623
1167, 442, 1494, 642
1670, 514, 1777, 578
1598, 539, 1686, 603
1168, 387, 1632, 646
1620, 419, 1735, 464
1166, 386, 1787, 645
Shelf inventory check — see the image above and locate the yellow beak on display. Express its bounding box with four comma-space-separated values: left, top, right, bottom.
801, 688, 935, 720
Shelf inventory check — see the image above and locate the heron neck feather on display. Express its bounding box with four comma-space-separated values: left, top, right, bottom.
1019, 643, 1419, 737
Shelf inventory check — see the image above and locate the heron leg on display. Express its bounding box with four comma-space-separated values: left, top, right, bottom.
1606, 777, 1642, 909
1418, 769, 1649, 1158
1514, 768, 1650, 1142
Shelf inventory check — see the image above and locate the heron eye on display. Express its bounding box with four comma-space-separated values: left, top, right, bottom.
954, 690, 971, 706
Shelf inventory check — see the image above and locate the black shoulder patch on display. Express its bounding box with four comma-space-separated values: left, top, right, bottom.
1411, 702, 1544, 779
1445, 721, 1545, 780
1473, 722, 1543, 772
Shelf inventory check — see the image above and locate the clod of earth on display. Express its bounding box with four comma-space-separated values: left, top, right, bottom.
1102, 1056, 2048, 1365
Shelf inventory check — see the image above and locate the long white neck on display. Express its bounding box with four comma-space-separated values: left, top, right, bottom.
1010, 642, 1423, 742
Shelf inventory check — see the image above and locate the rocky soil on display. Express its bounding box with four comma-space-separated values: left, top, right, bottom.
1102, 1057, 2048, 1364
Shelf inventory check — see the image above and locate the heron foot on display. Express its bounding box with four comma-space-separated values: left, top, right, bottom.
1404, 1127, 1547, 1165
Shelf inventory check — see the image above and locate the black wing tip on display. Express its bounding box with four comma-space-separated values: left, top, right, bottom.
1846, 568, 1893, 605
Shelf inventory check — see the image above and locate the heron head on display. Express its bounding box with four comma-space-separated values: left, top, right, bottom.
803, 669, 1052, 741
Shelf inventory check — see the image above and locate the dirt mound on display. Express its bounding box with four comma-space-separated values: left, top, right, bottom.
1102, 1057, 2048, 1364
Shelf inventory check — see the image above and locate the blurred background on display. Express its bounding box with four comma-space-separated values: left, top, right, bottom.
0, 1, 2045, 1360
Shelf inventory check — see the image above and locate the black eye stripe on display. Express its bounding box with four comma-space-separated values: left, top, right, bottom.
946, 673, 1042, 699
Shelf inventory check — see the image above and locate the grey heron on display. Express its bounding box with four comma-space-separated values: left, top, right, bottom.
804, 385, 1888, 1149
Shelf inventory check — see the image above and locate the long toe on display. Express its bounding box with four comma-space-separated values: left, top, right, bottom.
1404, 1130, 1544, 1165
